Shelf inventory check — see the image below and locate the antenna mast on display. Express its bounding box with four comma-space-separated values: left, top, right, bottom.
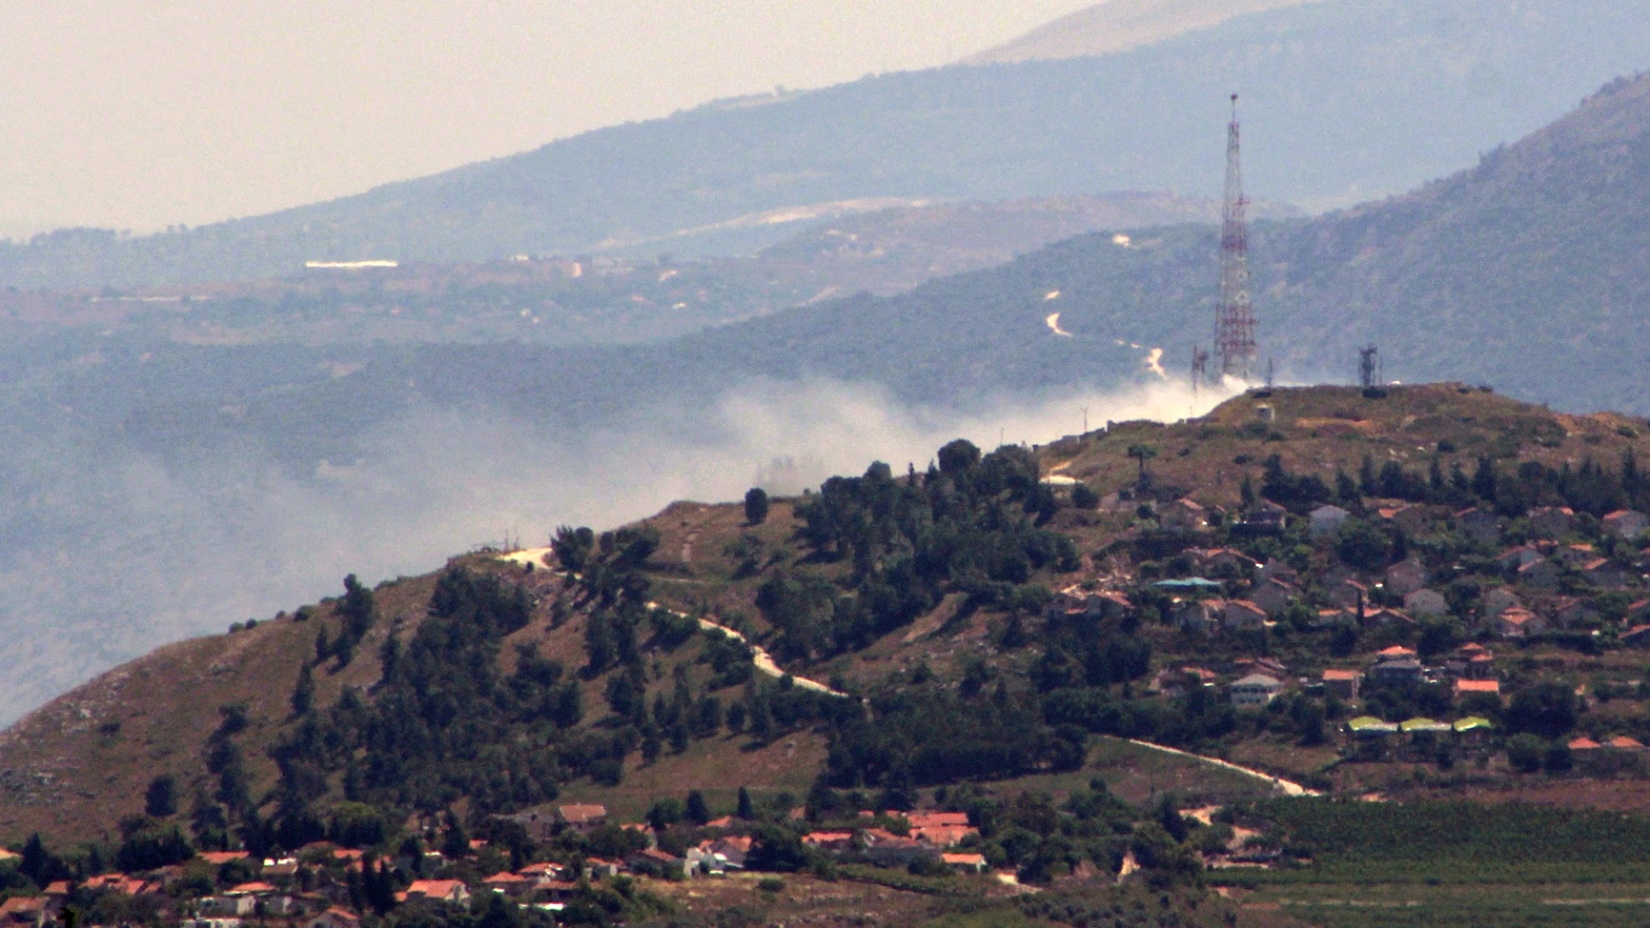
1215, 94, 1257, 381
1359, 345, 1381, 389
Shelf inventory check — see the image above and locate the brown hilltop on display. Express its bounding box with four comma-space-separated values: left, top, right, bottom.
6, 383, 1650, 846
1042, 382, 1647, 509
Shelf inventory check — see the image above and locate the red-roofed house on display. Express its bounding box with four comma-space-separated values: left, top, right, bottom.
1584, 559, 1631, 590
306, 908, 362, 928
1454, 679, 1501, 698
1223, 600, 1268, 630
405, 880, 471, 905
628, 848, 692, 879
483, 872, 530, 894
1530, 506, 1577, 539
556, 804, 608, 830
941, 852, 988, 873
912, 824, 978, 847
1328, 579, 1370, 610
199, 851, 250, 866
1322, 669, 1360, 700
1516, 559, 1561, 589
1160, 498, 1208, 532
1494, 608, 1546, 638
1384, 558, 1429, 596
1249, 578, 1300, 616
0, 897, 52, 928
1605, 510, 1650, 539
801, 831, 856, 852
906, 811, 970, 829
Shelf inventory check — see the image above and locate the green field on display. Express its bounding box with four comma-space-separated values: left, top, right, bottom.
1245, 882, 1650, 928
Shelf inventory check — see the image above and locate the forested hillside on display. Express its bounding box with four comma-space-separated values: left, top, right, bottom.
5, 0, 1649, 287
15, 384, 1650, 927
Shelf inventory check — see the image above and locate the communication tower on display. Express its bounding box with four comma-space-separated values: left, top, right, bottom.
1215, 94, 1258, 380
1191, 345, 1210, 396
1358, 345, 1382, 389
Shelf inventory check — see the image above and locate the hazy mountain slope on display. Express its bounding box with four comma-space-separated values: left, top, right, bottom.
5, 0, 1650, 288
1, 66, 1648, 732
962, 0, 1320, 64
438, 70, 1650, 417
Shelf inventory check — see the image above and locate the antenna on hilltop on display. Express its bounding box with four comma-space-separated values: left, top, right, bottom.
1359, 345, 1381, 389
1215, 93, 1258, 381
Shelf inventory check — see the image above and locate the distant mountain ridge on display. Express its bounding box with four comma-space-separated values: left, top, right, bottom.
4, 0, 1650, 289
639, 69, 1650, 414
962, 0, 1321, 64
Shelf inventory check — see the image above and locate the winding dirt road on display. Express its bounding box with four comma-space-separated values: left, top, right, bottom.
1120, 738, 1319, 797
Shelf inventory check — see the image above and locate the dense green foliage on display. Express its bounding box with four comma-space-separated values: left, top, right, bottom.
263, 568, 583, 847
767, 443, 1076, 661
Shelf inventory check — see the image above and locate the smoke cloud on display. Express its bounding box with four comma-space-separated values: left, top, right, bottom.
0, 376, 1237, 725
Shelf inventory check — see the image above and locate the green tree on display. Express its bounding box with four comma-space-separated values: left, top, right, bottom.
937, 439, 981, 477
1336, 520, 1392, 571
290, 663, 315, 717
441, 811, 470, 859
1127, 444, 1158, 484
144, 775, 178, 818
685, 790, 710, 825
744, 487, 771, 525
1506, 681, 1580, 739
1070, 482, 1100, 510
737, 787, 754, 820
1507, 733, 1546, 773
647, 798, 685, 830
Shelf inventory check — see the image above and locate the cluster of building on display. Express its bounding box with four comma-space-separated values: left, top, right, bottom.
798, 811, 987, 873
0, 849, 367, 928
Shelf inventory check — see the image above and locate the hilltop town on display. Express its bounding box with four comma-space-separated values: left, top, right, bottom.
9, 384, 1650, 927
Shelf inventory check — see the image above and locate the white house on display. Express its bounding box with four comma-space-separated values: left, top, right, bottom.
1308, 505, 1352, 539
1231, 674, 1284, 707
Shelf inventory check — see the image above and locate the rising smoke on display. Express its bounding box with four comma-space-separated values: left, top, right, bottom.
0, 375, 1238, 725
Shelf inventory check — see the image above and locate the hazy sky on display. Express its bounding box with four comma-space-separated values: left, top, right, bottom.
0, 1, 1095, 236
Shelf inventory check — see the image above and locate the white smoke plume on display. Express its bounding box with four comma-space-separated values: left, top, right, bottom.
0, 376, 1238, 725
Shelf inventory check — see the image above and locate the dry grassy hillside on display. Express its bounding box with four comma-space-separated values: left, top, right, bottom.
8, 382, 1650, 848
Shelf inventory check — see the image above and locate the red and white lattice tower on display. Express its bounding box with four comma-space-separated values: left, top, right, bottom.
1215, 94, 1257, 380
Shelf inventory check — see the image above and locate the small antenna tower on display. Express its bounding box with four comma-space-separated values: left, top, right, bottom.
1265, 358, 1274, 390
1358, 345, 1381, 389
1191, 346, 1209, 396
1214, 94, 1258, 380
